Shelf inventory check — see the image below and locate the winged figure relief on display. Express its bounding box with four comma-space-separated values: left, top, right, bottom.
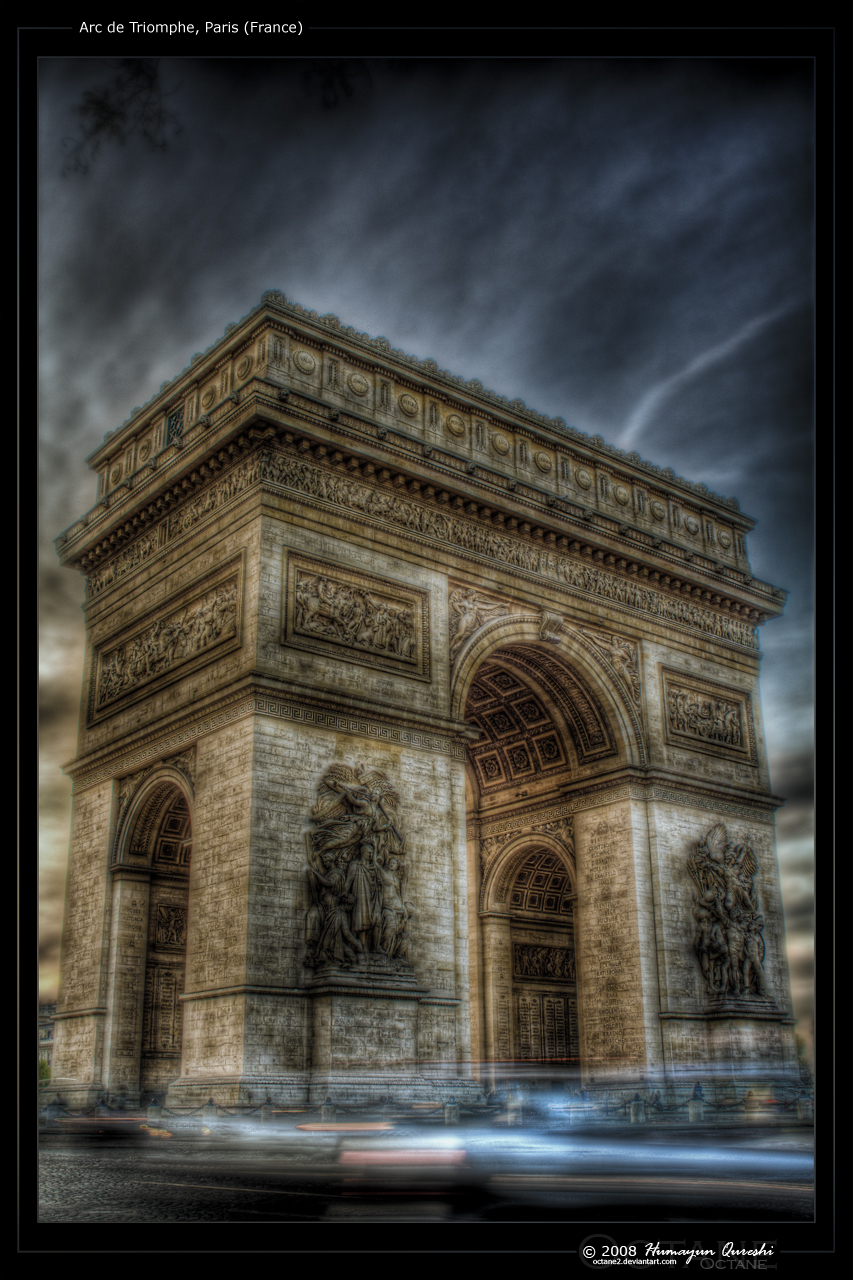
304, 762, 413, 969
448, 588, 510, 661
687, 823, 767, 998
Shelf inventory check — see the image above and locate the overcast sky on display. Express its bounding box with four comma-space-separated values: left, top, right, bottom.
38, 56, 815, 1051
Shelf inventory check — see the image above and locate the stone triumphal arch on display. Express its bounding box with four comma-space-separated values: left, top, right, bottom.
49, 291, 798, 1108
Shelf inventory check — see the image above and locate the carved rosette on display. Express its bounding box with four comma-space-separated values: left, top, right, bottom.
304, 763, 413, 971
687, 823, 769, 1001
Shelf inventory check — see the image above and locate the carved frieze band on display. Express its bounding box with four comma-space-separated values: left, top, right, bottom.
661, 667, 757, 766
284, 552, 430, 680
90, 558, 243, 721
86, 440, 759, 651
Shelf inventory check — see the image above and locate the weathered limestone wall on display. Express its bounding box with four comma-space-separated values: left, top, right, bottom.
54, 782, 113, 1014
574, 800, 658, 1085
178, 718, 254, 1084
49, 781, 113, 1099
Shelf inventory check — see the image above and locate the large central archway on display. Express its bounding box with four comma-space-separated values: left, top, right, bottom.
457, 615, 642, 1091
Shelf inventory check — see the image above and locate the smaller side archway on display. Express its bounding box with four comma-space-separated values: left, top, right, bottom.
478, 836, 579, 1093
103, 771, 194, 1105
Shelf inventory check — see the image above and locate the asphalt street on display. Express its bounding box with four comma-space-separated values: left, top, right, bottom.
37, 1124, 814, 1224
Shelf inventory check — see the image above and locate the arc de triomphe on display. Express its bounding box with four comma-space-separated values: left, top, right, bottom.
49, 291, 798, 1108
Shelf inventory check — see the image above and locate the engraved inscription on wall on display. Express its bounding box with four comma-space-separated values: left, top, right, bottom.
141, 965, 185, 1055
283, 552, 430, 680
514, 991, 578, 1062
580, 817, 643, 1066
661, 668, 757, 765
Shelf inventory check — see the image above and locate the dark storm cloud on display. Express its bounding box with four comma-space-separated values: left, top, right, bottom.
39, 57, 814, 1009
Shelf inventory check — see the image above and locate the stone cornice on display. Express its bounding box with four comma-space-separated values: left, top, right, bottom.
59, 296, 777, 593
474, 771, 783, 835
65, 681, 474, 790
180, 985, 308, 1002
84, 291, 749, 519
53, 1007, 108, 1020
658, 1008, 789, 1023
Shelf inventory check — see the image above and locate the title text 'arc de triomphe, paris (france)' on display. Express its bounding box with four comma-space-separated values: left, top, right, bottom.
50, 290, 799, 1110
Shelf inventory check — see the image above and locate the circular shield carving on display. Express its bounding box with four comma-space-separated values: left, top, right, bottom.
398, 393, 419, 417
575, 468, 592, 489
236, 355, 253, 381
110, 465, 122, 484
139, 442, 151, 462
717, 530, 732, 549
684, 516, 700, 536
614, 484, 630, 505
201, 387, 216, 410
294, 350, 316, 374
446, 414, 466, 437
651, 500, 666, 521
492, 433, 510, 455
347, 372, 369, 396
534, 451, 552, 473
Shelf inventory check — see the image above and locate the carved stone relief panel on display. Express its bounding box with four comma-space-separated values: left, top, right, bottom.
661, 668, 757, 765
687, 823, 769, 1001
154, 904, 188, 950
303, 762, 413, 971
91, 560, 242, 720
513, 942, 576, 982
283, 552, 430, 681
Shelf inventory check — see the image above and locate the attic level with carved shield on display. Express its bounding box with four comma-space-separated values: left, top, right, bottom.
49, 291, 798, 1111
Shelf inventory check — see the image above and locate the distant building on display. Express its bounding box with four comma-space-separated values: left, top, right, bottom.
39, 1003, 57, 1072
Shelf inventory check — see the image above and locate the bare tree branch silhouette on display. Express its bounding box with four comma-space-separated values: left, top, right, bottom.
61, 58, 374, 175
61, 58, 182, 176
